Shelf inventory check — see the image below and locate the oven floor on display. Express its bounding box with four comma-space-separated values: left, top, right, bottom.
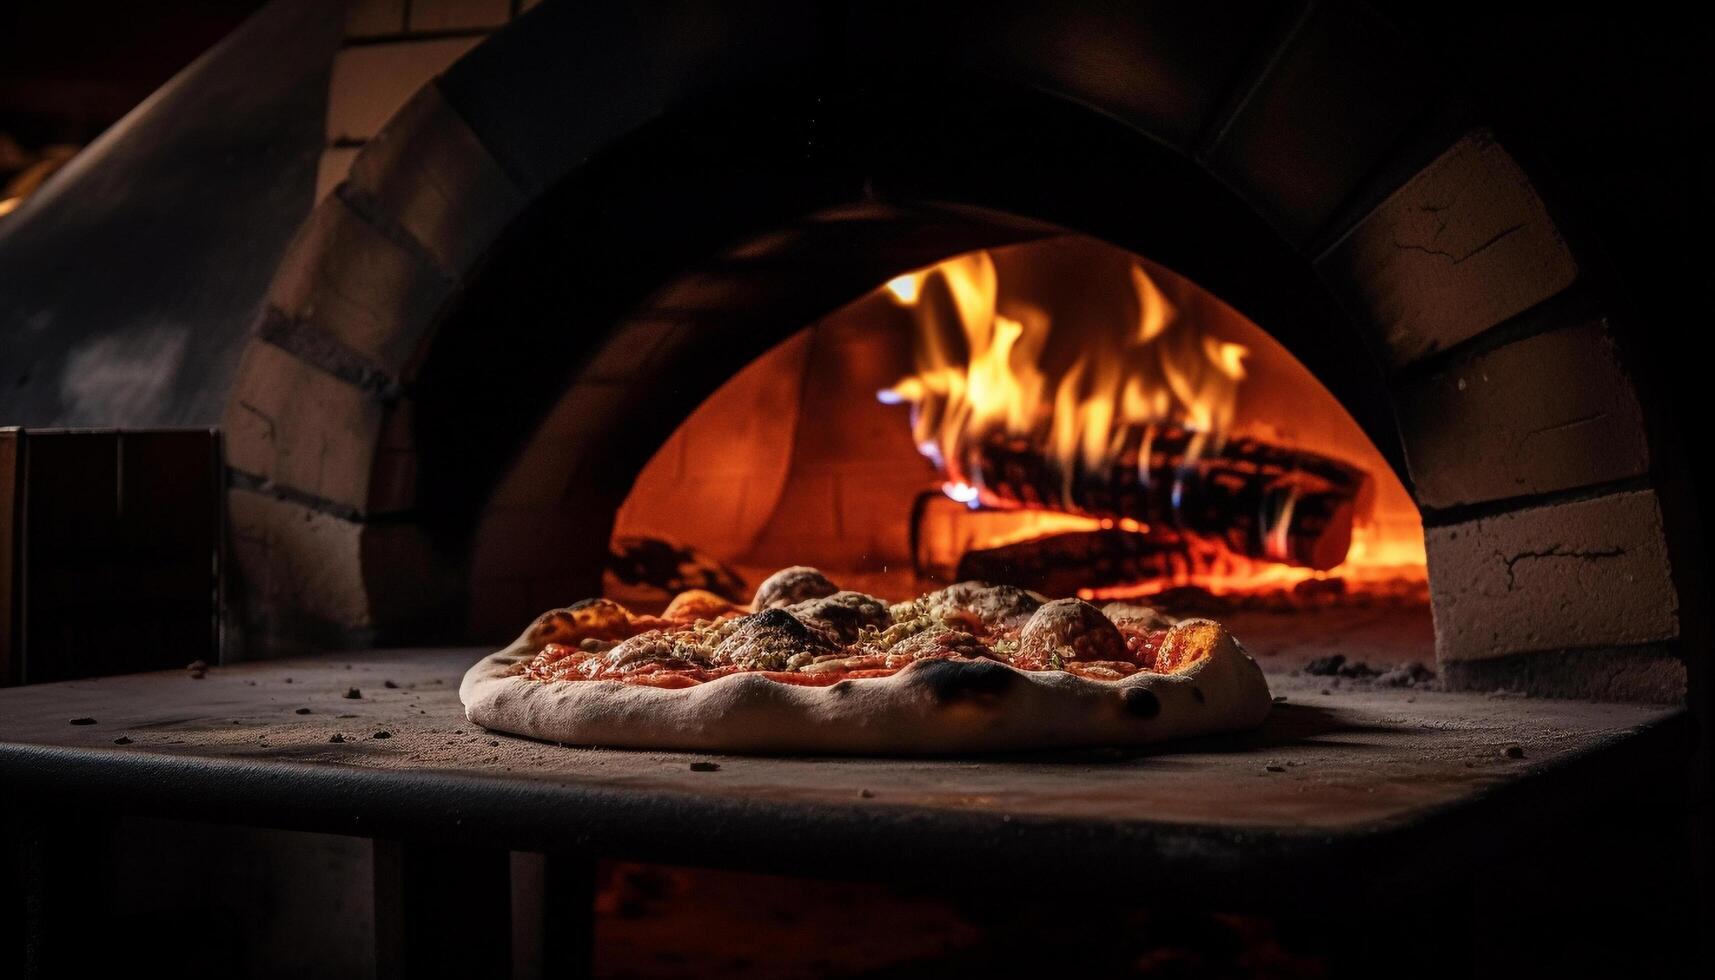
0, 646, 1681, 905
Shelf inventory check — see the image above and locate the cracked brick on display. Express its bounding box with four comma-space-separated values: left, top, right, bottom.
1427, 490, 1678, 662
1319, 130, 1579, 368
1397, 319, 1649, 508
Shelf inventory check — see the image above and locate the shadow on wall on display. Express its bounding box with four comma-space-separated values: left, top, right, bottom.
0, 0, 339, 428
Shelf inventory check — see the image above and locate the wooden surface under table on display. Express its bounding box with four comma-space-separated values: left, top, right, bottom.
0, 647, 1686, 907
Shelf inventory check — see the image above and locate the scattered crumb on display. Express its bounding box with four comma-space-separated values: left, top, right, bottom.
294, 708, 312, 715
1319, 689, 1331, 696
329, 734, 345, 743
344, 688, 362, 699
488, 740, 500, 747
1272, 695, 1288, 703
1264, 764, 1286, 773
383, 680, 399, 689
373, 731, 392, 739
859, 788, 875, 799
113, 736, 133, 745
186, 660, 208, 679
689, 762, 721, 772
283, 677, 293, 684
69, 717, 96, 725
1502, 744, 1525, 759
337, 714, 357, 719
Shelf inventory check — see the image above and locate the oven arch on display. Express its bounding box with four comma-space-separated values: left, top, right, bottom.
221, 2, 1688, 701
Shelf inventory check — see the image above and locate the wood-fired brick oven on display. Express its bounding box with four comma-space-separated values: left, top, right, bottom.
1, 2, 1709, 977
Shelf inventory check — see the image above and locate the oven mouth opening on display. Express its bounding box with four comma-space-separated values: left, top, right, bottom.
604, 235, 1428, 662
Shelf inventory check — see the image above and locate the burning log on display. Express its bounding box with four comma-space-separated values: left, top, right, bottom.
955, 529, 1192, 598
965, 426, 1369, 570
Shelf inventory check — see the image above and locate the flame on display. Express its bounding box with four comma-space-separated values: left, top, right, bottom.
879, 251, 1247, 503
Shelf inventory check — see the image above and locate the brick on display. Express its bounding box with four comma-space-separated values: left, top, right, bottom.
346, 85, 526, 274
314, 146, 360, 202
268, 196, 454, 374
577, 317, 684, 383
224, 342, 383, 512
228, 488, 371, 628
928, 2, 1272, 151
1398, 321, 1649, 509
469, 507, 588, 580
359, 522, 461, 627
1321, 131, 1579, 368
486, 382, 631, 508
1427, 490, 1678, 663
326, 37, 481, 143
408, 0, 510, 31
1204, 2, 1435, 243
366, 448, 418, 514
344, 0, 406, 38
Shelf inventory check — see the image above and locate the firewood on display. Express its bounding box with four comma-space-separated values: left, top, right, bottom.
963, 426, 1368, 570
954, 530, 1192, 597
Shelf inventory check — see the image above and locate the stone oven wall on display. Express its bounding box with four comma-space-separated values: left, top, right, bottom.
216, 0, 1696, 702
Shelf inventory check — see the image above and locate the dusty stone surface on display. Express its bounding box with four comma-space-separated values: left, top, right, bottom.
1397, 320, 1649, 509
1426, 489, 1679, 662
0, 647, 1676, 834
1321, 130, 1579, 368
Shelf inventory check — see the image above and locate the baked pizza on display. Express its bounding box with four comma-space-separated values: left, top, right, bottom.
460, 567, 1272, 754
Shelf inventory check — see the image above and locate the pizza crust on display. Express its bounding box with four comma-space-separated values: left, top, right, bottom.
460, 618, 1272, 755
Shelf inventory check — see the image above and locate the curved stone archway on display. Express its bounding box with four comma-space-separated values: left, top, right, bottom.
221, 1, 1688, 700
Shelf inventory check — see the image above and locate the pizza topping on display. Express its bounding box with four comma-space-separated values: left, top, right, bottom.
888, 581, 1043, 637
1101, 602, 1177, 631
527, 598, 637, 646
604, 630, 717, 670
711, 608, 841, 671
880, 627, 998, 668
752, 566, 840, 610
663, 589, 746, 622
1153, 620, 1222, 674
785, 591, 892, 643
1014, 598, 1130, 669
515, 569, 1231, 688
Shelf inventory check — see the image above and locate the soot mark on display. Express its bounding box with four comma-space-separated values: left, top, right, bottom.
910, 658, 1016, 704
1121, 688, 1161, 719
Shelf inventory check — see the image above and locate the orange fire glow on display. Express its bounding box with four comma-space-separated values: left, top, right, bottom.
878, 247, 1427, 595
879, 252, 1248, 505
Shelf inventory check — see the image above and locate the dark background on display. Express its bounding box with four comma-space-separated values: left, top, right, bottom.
0, 1, 265, 150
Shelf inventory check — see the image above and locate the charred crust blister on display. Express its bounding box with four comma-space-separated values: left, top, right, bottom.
1121, 687, 1161, 719
910, 658, 1016, 704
